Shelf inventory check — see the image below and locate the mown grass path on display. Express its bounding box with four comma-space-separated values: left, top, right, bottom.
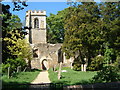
31, 71, 51, 84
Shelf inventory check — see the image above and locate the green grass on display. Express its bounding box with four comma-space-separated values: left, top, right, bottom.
2, 69, 40, 86
48, 67, 97, 85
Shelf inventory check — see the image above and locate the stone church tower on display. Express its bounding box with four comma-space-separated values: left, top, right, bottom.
25, 10, 73, 70
25, 10, 46, 44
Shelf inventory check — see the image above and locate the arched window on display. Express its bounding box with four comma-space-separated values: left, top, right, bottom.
34, 18, 39, 28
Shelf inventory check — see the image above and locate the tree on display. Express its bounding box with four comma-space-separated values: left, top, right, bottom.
62, 2, 101, 71
2, 5, 23, 62
2, 3, 28, 62
92, 66, 120, 83
62, 2, 120, 71
99, 2, 120, 64
4, 30, 32, 69
47, 8, 69, 43
1, 1, 31, 71
1, 0, 28, 11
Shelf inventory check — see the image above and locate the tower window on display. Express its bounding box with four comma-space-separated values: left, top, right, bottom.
34, 18, 39, 28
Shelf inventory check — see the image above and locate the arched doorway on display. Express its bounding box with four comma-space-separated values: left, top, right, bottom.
42, 59, 48, 70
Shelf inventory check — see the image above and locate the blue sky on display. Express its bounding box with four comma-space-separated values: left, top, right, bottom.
2, 1, 106, 23
2, 2, 69, 23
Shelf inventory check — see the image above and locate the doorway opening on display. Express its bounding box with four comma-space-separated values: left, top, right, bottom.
42, 59, 48, 70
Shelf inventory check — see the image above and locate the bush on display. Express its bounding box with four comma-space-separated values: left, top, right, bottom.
114, 56, 120, 70
88, 55, 104, 71
2, 58, 27, 75
92, 66, 120, 83
73, 63, 81, 71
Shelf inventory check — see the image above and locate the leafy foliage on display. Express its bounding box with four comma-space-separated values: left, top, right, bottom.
4, 30, 32, 60
88, 55, 104, 71
47, 8, 69, 43
62, 2, 101, 64
92, 66, 120, 83
114, 56, 120, 70
2, 4, 23, 62
2, 58, 26, 74
62, 2, 120, 69
73, 64, 81, 71
72, 57, 82, 71
104, 46, 114, 66
12, 1, 28, 11
3, 30, 32, 70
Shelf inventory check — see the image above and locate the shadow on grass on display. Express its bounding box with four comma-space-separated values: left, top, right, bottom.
74, 80, 93, 85
30, 68, 42, 72
2, 81, 64, 90
2, 81, 30, 90
50, 79, 93, 86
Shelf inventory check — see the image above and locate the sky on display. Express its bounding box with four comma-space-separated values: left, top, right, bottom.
2, 0, 117, 23
2, 2, 69, 23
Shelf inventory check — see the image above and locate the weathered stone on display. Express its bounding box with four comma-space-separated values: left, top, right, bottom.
25, 10, 73, 70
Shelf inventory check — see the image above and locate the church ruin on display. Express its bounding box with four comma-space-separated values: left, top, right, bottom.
25, 10, 73, 70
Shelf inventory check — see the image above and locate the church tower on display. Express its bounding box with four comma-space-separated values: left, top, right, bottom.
25, 10, 46, 44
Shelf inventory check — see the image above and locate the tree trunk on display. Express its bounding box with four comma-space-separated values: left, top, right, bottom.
28, 60, 31, 71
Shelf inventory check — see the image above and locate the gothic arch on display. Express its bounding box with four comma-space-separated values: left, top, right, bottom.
40, 57, 52, 70
41, 59, 48, 70
34, 18, 39, 28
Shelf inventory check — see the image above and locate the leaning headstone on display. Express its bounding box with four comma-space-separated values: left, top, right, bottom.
17, 66, 21, 72
84, 64, 87, 72
23, 67, 27, 72
58, 62, 62, 80
81, 64, 84, 71
8, 67, 10, 79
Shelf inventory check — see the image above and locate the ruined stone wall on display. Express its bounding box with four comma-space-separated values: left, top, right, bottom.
25, 10, 72, 70
31, 43, 62, 70
31, 58, 41, 69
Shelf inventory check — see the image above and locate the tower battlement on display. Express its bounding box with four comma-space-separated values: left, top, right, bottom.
26, 10, 46, 16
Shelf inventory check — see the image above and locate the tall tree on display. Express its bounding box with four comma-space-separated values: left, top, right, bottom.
2, 4, 23, 62
63, 2, 120, 69
4, 30, 32, 69
62, 2, 100, 65
2, 3, 28, 62
47, 8, 69, 43
99, 2, 120, 64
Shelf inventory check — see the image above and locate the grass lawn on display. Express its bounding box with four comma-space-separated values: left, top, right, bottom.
48, 67, 97, 85
2, 69, 40, 88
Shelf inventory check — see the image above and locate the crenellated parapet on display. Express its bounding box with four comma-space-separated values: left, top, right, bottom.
26, 10, 46, 16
